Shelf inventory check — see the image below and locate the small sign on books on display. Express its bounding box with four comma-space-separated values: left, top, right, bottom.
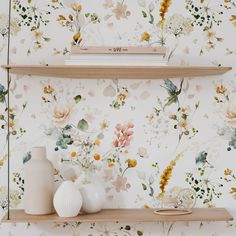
71, 46, 167, 55
66, 46, 168, 66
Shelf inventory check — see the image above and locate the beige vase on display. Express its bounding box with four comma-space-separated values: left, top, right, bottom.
24, 146, 54, 215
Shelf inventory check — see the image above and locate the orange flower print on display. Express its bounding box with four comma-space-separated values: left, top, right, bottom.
94, 153, 101, 161
70, 151, 77, 158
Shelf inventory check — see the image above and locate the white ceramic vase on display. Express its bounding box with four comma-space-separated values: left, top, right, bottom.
53, 181, 82, 217
80, 182, 106, 213
24, 146, 54, 215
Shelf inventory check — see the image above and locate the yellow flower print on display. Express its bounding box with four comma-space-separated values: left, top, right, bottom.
146, 114, 155, 122
70, 175, 78, 182
230, 188, 236, 193
100, 121, 109, 129
230, 15, 236, 20
9, 120, 15, 129
72, 3, 82, 12
95, 139, 101, 146
159, 152, 183, 196
179, 120, 188, 129
117, 93, 127, 101
73, 32, 81, 43
53, 168, 59, 175
126, 159, 137, 168
160, 0, 172, 24
206, 41, 215, 50
108, 162, 115, 168
224, 168, 232, 176
69, 14, 73, 21
58, 15, 66, 21
230, 188, 236, 199
141, 32, 151, 42
216, 85, 227, 94
43, 85, 54, 94
180, 107, 190, 113
34, 42, 42, 49
230, 15, 236, 27
206, 30, 216, 40
33, 30, 43, 41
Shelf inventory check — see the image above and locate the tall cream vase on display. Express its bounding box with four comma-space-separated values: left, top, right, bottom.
24, 146, 54, 215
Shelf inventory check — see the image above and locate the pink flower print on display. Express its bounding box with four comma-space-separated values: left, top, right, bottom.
112, 176, 130, 192
127, 122, 134, 128
112, 122, 134, 148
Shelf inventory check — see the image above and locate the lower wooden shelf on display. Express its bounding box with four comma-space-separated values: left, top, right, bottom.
1, 65, 232, 79
2, 208, 233, 223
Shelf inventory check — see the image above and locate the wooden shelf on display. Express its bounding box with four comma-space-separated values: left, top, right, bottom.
2, 208, 233, 223
1, 65, 231, 79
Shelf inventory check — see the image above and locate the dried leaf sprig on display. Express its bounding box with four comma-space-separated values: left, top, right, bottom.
159, 152, 183, 196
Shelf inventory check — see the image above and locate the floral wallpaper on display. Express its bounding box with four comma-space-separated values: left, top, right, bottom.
0, 0, 236, 235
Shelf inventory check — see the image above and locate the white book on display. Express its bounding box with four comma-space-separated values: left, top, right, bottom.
65, 59, 168, 66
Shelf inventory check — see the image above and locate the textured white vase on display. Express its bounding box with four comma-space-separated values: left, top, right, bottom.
80, 182, 106, 213
24, 146, 54, 215
53, 181, 82, 217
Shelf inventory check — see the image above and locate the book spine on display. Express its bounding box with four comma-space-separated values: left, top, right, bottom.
65, 60, 168, 66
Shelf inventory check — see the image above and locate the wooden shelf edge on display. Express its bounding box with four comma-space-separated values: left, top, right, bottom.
1, 208, 233, 223
1, 64, 233, 69
1, 65, 232, 79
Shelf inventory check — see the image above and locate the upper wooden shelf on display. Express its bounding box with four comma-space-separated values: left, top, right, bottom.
2, 208, 233, 223
1, 65, 231, 79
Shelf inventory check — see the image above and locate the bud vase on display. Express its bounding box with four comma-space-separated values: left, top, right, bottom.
53, 181, 83, 217
80, 181, 106, 214
24, 146, 54, 215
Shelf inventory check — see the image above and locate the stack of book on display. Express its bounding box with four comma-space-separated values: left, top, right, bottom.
65, 46, 168, 66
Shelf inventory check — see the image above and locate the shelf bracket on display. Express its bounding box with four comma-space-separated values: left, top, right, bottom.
6, 0, 12, 221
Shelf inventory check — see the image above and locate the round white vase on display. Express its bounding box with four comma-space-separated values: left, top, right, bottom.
80, 182, 106, 214
53, 181, 82, 217
24, 146, 54, 215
